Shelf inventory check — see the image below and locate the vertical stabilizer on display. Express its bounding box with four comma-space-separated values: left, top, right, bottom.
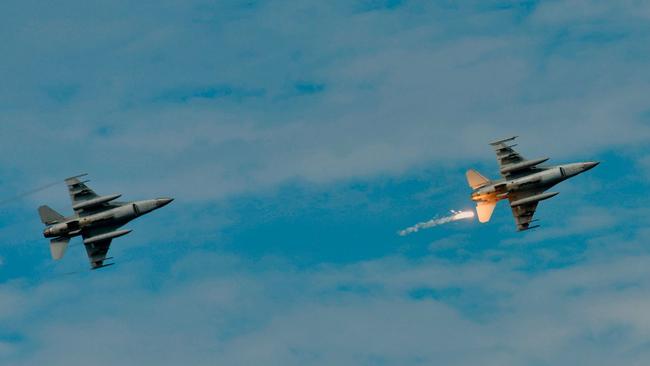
466, 169, 490, 189
50, 237, 70, 260
476, 201, 497, 223
38, 205, 64, 225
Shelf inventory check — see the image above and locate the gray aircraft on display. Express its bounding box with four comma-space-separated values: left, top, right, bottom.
38, 174, 173, 269
466, 137, 598, 231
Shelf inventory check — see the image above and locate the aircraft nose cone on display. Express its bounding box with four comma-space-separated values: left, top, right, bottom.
584, 161, 599, 171
157, 198, 174, 208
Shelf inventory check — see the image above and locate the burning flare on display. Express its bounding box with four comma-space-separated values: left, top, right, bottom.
398, 210, 475, 236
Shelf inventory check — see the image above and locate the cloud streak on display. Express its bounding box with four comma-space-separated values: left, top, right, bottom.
2, 245, 650, 365
1, 0, 649, 201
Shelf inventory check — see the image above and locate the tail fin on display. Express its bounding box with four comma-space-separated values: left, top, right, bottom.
466, 169, 490, 189
38, 205, 64, 225
50, 237, 70, 260
476, 201, 497, 223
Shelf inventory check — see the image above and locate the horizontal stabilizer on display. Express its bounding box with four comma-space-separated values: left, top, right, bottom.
476, 201, 497, 223
466, 169, 490, 189
50, 237, 70, 260
38, 205, 65, 225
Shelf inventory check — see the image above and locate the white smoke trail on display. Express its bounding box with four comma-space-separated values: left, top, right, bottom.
398, 210, 475, 236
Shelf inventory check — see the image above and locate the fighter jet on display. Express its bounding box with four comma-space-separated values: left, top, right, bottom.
38, 174, 173, 269
466, 137, 598, 231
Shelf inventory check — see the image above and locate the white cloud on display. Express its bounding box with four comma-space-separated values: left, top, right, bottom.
0, 2, 649, 364
0, 0, 648, 201
2, 247, 650, 365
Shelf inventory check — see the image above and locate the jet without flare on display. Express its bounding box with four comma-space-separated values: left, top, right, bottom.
38, 174, 173, 269
466, 137, 598, 231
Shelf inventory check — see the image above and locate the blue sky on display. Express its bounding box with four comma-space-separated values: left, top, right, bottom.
1, 0, 650, 364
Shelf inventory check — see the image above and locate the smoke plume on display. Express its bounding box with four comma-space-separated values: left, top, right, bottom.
398, 210, 475, 236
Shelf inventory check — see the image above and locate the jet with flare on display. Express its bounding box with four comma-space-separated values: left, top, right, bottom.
38, 174, 173, 269
466, 137, 598, 231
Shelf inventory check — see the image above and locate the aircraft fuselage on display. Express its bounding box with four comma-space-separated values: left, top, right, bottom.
43, 198, 172, 238
471, 162, 598, 203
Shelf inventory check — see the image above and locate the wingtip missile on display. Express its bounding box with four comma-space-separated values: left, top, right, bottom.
489, 136, 518, 146
519, 225, 540, 231
91, 262, 115, 270
65, 173, 89, 181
